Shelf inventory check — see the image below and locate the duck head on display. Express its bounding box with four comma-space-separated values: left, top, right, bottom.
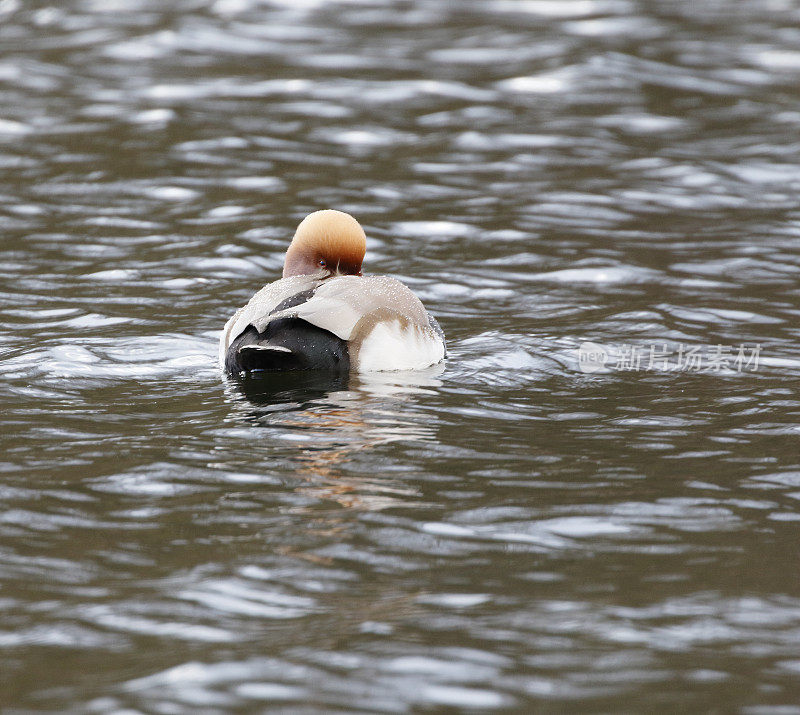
283, 209, 367, 278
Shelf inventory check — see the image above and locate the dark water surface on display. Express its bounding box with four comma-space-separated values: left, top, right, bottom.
2, 0, 800, 711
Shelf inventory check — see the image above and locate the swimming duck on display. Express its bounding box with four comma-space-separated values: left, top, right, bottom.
219, 210, 446, 374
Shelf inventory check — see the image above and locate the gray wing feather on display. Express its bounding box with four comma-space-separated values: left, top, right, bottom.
218, 272, 325, 365
261, 275, 432, 341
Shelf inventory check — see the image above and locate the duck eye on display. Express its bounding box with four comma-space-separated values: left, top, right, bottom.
318, 259, 326, 267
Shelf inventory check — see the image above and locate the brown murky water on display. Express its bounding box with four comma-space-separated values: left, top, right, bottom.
2, 0, 800, 711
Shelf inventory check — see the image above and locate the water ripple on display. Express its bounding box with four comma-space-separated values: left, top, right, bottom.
2, 0, 800, 711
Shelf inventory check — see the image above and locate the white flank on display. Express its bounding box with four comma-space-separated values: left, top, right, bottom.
356, 321, 445, 372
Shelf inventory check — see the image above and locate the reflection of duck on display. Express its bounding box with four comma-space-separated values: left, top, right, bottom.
286, 402, 429, 512
227, 365, 444, 510
234, 370, 350, 407
219, 210, 446, 374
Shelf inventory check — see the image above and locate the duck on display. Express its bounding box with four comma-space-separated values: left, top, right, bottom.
219, 209, 446, 374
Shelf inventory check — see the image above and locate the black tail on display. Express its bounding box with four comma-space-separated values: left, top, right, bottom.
237, 343, 300, 372
225, 319, 350, 374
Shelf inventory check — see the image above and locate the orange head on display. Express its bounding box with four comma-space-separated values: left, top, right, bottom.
283, 209, 367, 278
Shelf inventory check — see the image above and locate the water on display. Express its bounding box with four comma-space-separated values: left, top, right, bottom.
2, 0, 800, 710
